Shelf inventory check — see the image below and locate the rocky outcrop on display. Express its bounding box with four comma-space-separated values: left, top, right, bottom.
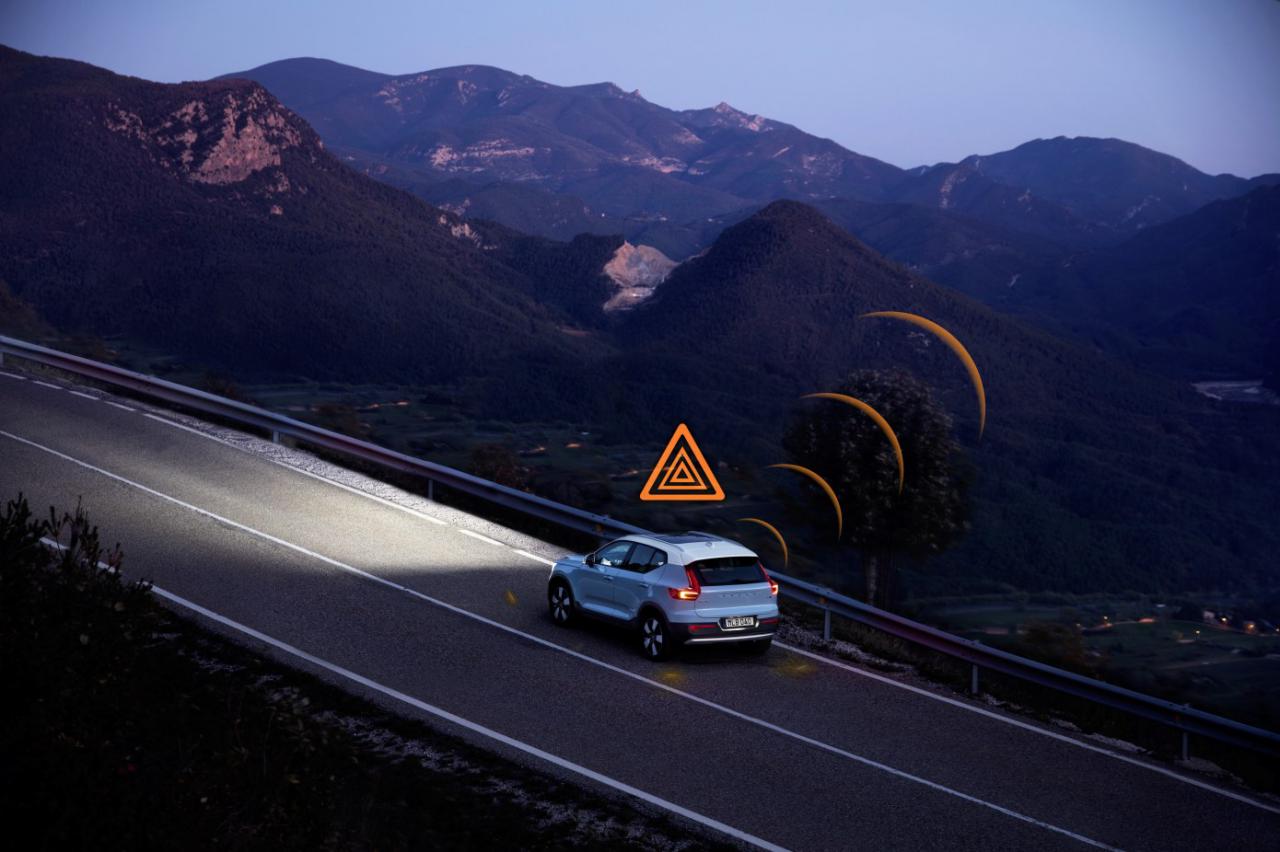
104, 84, 312, 189
602, 242, 676, 312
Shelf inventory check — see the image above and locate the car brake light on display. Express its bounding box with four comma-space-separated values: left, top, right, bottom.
689, 623, 718, 631
759, 562, 779, 596
668, 566, 701, 601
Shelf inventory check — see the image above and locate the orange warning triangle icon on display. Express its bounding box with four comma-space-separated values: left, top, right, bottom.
639, 423, 724, 501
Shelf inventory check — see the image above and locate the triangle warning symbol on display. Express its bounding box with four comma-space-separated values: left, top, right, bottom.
658, 450, 702, 488
640, 423, 724, 501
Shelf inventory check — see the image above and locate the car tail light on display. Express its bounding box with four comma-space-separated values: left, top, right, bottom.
689, 623, 718, 632
759, 563, 779, 596
668, 566, 701, 601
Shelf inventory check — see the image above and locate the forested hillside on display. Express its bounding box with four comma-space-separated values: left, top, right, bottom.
0, 46, 611, 391
613, 202, 1280, 596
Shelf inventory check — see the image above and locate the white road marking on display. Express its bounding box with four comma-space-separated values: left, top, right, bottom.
289, 468, 448, 525
69, 391, 99, 401
33, 380, 61, 390
0, 371, 26, 380
144, 413, 450, 526
458, 529, 505, 547
106, 402, 136, 413
774, 641, 1280, 815
31, 537, 783, 852
514, 548, 556, 567
145, 412, 226, 439
0, 428, 1129, 848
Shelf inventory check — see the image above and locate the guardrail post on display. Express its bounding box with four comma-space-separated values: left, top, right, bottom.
971, 664, 980, 695
1179, 704, 1192, 761
427, 479, 434, 501
271, 430, 281, 444
823, 608, 832, 641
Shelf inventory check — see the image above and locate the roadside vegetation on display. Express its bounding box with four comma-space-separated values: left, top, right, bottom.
0, 494, 726, 851
782, 369, 971, 607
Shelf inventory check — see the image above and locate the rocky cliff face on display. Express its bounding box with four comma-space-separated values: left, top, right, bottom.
101, 81, 318, 196
602, 242, 677, 311
89, 69, 487, 245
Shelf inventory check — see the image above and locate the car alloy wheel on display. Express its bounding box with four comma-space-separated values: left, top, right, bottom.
641, 615, 668, 660
549, 584, 574, 625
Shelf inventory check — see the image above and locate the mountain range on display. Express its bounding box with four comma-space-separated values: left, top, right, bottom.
2, 45, 1278, 600
223, 58, 1277, 255
218, 57, 1280, 380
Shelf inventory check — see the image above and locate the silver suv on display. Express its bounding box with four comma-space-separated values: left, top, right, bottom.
547, 532, 779, 660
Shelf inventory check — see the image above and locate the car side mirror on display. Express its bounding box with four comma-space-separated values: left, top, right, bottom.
585, 553, 596, 566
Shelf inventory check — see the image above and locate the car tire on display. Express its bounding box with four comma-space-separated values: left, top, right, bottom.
742, 638, 773, 656
548, 581, 576, 627
639, 612, 673, 661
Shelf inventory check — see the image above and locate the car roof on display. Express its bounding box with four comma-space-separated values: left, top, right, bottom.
649, 531, 721, 545
623, 531, 757, 563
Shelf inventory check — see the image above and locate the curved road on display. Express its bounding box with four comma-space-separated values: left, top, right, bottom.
2, 368, 1277, 851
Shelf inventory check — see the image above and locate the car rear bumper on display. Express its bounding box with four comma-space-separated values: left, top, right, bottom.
669, 617, 778, 645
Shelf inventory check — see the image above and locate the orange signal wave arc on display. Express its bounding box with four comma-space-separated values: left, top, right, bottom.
768, 463, 843, 541
737, 517, 789, 568
862, 310, 987, 438
803, 393, 905, 494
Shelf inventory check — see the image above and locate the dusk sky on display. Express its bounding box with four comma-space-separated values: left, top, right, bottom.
3, 0, 1277, 176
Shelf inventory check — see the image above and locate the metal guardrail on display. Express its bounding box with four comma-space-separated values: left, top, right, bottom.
3, 333, 1278, 760
0, 335, 648, 541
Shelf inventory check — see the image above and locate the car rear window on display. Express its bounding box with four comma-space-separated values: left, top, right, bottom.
688, 556, 765, 586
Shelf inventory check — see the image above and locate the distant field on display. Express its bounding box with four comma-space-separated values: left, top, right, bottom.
933, 604, 1280, 730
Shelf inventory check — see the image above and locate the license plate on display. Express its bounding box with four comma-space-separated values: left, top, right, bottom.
722, 616, 756, 629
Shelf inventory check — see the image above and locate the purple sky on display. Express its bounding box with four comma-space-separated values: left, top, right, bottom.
3, 0, 1278, 176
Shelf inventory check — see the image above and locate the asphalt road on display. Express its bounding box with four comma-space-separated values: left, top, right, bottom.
3, 368, 1278, 851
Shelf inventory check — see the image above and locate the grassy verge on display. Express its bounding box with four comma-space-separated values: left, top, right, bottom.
0, 495, 729, 851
